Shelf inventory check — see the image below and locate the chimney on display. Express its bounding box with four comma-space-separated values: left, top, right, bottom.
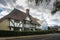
26, 9, 29, 15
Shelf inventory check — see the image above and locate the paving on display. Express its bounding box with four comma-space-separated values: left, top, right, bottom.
0, 33, 60, 40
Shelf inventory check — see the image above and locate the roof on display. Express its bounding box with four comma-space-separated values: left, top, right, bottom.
0, 8, 40, 25
0, 9, 27, 23
30, 16, 40, 25
8, 9, 27, 20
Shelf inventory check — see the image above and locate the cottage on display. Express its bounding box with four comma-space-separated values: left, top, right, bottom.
0, 8, 40, 31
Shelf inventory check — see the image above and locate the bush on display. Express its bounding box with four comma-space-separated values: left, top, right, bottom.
0, 30, 59, 37
56, 31, 60, 33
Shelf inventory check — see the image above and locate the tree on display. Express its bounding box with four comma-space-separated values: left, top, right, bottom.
35, 0, 43, 5
28, 0, 43, 6
48, 27, 50, 30
34, 0, 60, 15
51, 1, 60, 14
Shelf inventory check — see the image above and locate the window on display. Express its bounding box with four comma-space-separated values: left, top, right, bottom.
26, 21, 30, 24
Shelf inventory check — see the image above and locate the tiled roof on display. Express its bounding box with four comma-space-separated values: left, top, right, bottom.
8, 9, 27, 21
0, 8, 40, 25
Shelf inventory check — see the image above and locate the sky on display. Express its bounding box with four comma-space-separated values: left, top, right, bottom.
0, 0, 60, 27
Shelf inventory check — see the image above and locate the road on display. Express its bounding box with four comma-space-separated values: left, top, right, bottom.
0, 33, 60, 40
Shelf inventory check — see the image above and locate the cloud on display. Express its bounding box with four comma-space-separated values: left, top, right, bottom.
0, 10, 8, 18
0, 0, 7, 6
0, 0, 60, 27
16, 0, 28, 9
15, 5, 24, 10
51, 11, 60, 25
0, 8, 3, 12
5, 0, 16, 7
0, 2, 13, 9
0, 0, 15, 18
16, 0, 58, 26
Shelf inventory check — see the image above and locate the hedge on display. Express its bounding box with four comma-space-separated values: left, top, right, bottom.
0, 30, 59, 37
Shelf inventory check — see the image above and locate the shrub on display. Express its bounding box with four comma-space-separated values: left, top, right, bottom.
0, 30, 58, 37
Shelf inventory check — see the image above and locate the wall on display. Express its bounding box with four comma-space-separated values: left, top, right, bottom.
10, 19, 23, 27
0, 19, 9, 30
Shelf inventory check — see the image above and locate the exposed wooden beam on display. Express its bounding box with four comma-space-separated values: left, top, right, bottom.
10, 19, 15, 27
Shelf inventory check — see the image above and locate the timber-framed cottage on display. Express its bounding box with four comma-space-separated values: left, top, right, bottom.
0, 8, 40, 31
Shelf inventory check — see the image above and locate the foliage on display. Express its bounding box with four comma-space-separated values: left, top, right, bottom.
0, 30, 60, 37
48, 27, 50, 30
0, 30, 49, 37
51, 1, 60, 14
48, 27, 58, 33
35, 0, 42, 5
35, 0, 50, 6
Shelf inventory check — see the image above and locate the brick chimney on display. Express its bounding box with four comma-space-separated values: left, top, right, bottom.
26, 9, 29, 15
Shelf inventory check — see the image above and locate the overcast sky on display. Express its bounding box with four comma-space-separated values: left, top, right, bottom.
0, 0, 60, 27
